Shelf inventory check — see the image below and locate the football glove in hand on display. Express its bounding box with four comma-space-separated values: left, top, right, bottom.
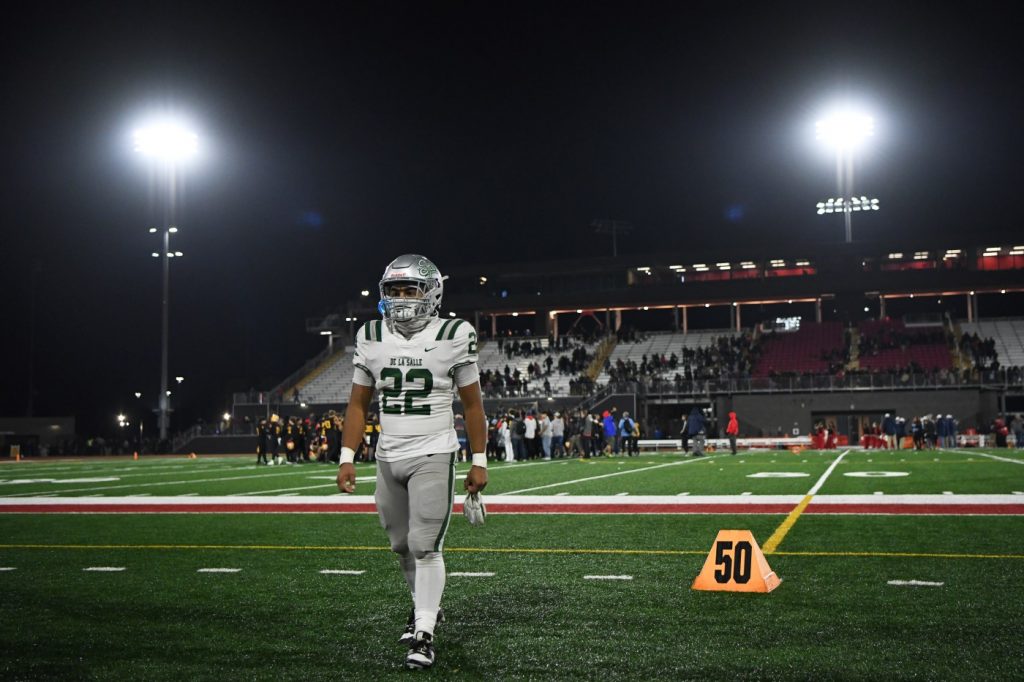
463, 492, 486, 526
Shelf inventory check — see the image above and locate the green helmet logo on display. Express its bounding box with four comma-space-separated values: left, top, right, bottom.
416, 257, 439, 278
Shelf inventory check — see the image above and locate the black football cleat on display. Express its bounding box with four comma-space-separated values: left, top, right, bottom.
405, 632, 435, 670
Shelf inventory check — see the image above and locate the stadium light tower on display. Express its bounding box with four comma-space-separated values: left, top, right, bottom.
815, 108, 875, 243
133, 118, 199, 444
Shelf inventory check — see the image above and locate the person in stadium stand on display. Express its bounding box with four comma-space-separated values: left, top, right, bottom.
550, 411, 565, 458
269, 414, 283, 465
336, 254, 487, 671
680, 412, 690, 453
726, 410, 739, 454
256, 417, 269, 465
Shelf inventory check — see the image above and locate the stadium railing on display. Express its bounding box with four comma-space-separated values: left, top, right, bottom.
607, 369, 1022, 397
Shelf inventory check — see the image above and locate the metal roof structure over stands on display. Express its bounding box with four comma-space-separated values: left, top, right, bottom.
315, 240, 1024, 338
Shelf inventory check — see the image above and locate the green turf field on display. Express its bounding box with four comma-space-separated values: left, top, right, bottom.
1, 449, 1023, 680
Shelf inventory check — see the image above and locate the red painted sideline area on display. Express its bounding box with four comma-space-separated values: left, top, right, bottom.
1, 497, 1023, 515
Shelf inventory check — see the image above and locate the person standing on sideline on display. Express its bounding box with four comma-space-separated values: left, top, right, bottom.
603, 410, 617, 455
336, 254, 487, 671
618, 411, 636, 457
524, 411, 538, 459
551, 411, 565, 458
726, 410, 739, 455
687, 406, 706, 457
538, 412, 552, 460
256, 418, 269, 465
454, 413, 468, 463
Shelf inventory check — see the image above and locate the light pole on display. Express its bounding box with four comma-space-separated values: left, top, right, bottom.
815, 109, 874, 243
134, 120, 198, 443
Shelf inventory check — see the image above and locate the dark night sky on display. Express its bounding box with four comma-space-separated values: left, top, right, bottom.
1, 3, 1021, 435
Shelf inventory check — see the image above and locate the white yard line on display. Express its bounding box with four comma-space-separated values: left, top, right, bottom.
231, 460, 561, 497
807, 450, 849, 495
502, 457, 718, 495
197, 568, 241, 573
954, 450, 1024, 465
888, 580, 944, 587
320, 569, 365, 575
0, 567, 17, 571
584, 575, 633, 580
449, 572, 495, 577
3, 470, 321, 497
83, 567, 125, 572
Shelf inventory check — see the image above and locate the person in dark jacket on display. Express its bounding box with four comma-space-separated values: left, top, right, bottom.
687, 407, 706, 457
256, 418, 269, 465
882, 413, 897, 449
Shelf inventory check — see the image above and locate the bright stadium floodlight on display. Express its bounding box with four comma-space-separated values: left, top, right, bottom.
132, 121, 198, 161
814, 105, 879, 243
133, 115, 202, 444
815, 110, 874, 150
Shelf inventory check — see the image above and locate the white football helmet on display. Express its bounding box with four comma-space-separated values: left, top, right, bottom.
378, 254, 444, 333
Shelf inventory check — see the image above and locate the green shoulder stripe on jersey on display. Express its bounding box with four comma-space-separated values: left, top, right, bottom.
362, 322, 371, 341
445, 319, 466, 340
435, 319, 453, 341
374, 320, 382, 341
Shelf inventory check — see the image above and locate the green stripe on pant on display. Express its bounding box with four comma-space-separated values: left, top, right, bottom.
433, 452, 455, 552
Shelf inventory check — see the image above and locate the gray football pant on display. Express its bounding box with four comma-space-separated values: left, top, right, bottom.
376, 453, 456, 559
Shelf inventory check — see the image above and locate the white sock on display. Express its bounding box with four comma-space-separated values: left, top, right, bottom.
413, 552, 446, 636
399, 553, 417, 599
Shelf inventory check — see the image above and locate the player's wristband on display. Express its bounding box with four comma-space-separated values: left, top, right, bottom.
471, 453, 488, 468
339, 447, 356, 465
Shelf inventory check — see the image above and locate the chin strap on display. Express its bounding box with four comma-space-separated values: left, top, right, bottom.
388, 315, 435, 339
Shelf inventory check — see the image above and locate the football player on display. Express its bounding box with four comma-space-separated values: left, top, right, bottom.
337, 254, 488, 671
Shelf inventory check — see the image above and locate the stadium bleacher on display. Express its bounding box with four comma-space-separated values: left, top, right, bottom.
960, 318, 1024, 368
857, 319, 952, 372
754, 321, 844, 376
477, 336, 603, 396
293, 349, 355, 405
597, 330, 739, 383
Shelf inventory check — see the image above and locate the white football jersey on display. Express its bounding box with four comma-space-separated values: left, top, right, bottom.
352, 316, 479, 461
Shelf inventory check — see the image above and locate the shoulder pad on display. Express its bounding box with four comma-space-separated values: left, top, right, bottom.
433, 318, 474, 342
358, 320, 384, 342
